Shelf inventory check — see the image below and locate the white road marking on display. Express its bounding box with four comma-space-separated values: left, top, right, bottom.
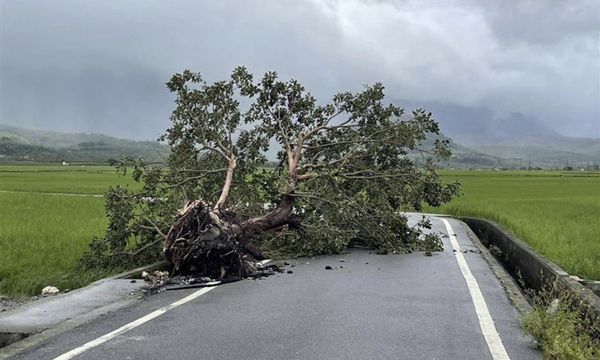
440, 218, 510, 360
53, 259, 272, 359
53, 287, 216, 359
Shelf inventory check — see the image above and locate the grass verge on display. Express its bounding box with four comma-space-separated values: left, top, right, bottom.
521, 284, 600, 359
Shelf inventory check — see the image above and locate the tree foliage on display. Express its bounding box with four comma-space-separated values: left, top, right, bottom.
81, 67, 460, 271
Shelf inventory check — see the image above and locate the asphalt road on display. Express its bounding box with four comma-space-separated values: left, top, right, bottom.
14, 216, 540, 360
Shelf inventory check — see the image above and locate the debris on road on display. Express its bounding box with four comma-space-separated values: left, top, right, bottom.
163, 262, 291, 291
142, 270, 169, 290
325, 266, 333, 270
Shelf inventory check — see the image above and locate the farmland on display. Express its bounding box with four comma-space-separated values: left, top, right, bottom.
433, 170, 600, 281
1, 165, 599, 297
0, 164, 137, 297
0, 164, 136, 194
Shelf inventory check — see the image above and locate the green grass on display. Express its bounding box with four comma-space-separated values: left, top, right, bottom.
0, 164, 136, 297
432, 170, 600, 280
521, 283, 600, 359
2, 165, 599, 296
0, 164, 138, 194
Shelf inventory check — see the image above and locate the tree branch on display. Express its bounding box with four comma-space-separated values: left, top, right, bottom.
113, 238, 163, 257
169, 168, 229, 188
303, 109, 345, 138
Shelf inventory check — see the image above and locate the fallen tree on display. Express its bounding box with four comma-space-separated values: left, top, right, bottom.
81, 67, 460, 279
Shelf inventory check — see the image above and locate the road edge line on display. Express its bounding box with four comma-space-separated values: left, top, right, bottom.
51, 258, 273, 359
440, 217, 511, 360
53, 286, 216, 360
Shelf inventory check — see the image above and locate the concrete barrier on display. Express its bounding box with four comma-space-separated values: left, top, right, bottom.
462, 217, 600, 336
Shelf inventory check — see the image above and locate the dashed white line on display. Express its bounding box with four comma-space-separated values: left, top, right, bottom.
440, 217, 510, 360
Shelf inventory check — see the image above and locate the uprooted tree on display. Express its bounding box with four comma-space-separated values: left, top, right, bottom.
81, 67, 460, 279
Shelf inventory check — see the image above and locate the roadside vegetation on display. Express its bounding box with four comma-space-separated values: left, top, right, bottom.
521, 283, 600, 359
432, 170, 600, 280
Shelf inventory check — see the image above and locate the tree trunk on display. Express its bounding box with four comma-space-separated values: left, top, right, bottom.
214, 156, 236, 211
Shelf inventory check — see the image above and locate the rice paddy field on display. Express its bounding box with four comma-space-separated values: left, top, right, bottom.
0, 164, 598, 297
0, 164, 138, 297
433, 170, 600, 281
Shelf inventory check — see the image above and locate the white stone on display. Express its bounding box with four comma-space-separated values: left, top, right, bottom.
546, 298, 560, 315
41, 286, 60, 296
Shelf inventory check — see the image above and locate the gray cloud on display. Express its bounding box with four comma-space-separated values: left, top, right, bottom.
1, 0, 598, 139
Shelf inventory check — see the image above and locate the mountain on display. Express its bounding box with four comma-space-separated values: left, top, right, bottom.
412, 133, 510, 169
0, 124, 168, 163
2, 118, 597, 169
422, 104, 559, 140
397, 101, 599, 169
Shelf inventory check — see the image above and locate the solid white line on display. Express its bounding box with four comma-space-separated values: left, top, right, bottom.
53, 286, 216, 360
440, 218, 510, 360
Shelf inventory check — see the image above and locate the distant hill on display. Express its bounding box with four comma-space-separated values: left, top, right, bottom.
2, 121, 597, 169
396, 100, 600, 169
412, 133, 510, 169
450, 130, 599, 170
0, 124, 168, 163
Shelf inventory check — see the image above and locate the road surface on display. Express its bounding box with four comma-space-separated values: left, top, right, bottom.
12, 216, 539, 359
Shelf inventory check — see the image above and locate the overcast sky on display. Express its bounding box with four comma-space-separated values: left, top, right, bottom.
1, 0, 598, 140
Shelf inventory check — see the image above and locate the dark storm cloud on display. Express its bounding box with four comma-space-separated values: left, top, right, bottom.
479, 0, 599, 45
1, 0, 598, 139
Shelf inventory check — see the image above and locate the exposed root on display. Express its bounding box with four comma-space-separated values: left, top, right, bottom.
164, 197, 296, 277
